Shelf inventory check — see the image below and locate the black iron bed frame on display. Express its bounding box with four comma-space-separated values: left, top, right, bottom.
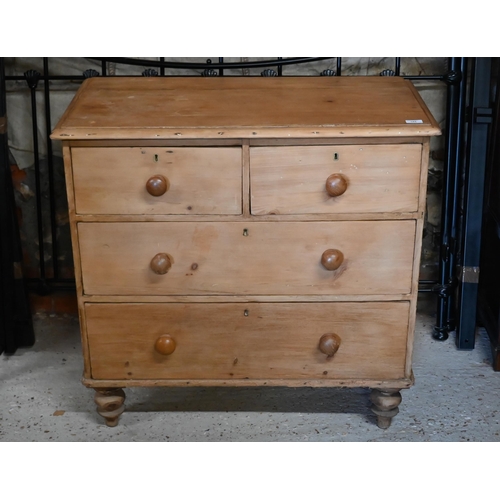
0, 56, 491, 356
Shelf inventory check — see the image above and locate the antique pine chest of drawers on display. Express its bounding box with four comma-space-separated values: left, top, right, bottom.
51, 76, 440, 428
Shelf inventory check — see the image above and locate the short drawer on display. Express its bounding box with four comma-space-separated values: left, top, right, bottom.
71, 147, 242, 215
85, 302, 409, 381
78, 220, 416, 296
250, 144, 422, 215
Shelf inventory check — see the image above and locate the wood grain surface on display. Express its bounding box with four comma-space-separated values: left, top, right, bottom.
51, 77, 441, 140
250, 144, 422, 214
71, 147, 242, 215
78, 220, 416, 296
85, 301, 409, 381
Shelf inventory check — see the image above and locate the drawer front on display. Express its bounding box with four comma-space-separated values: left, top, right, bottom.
250, 145, 422, 215
78, 220, 416, 296
71, 147, 242, 215
85, 302, 409, 381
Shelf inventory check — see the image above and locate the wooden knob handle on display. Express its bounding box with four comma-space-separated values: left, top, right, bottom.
150, 253, 172, 274
146, 175, 169, 196
318, 333, 341, 358
154, 334, 176, 355
325, 174, 348, 197
321, 249, 344, 271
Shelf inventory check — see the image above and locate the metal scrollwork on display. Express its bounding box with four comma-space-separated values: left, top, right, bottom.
321, 69, 336, 76
83, 69, 100, 79
261, 69, 277, 77
202, 69, 218, 76
202, 59, 218, 76
380, 69, 396, 76
24, 69, 41, 89
142, 68, 159, 77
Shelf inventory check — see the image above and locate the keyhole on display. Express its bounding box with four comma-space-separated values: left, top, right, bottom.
243, 229, 249, 237
154, 154, 159, 162
333, 152, 339, 161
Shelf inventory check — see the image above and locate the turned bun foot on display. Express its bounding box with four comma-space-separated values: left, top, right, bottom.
370, 389, 402, 429
94, 388, 126, 427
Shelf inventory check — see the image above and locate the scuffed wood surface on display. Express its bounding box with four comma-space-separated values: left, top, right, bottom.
51, 77, 441, 140
86, 301, 409, 381
78, 220, 416, 296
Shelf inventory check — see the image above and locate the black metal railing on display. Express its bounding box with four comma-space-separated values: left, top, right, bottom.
0, 57, 465, 343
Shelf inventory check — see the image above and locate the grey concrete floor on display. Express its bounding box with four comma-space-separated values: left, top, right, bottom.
1, 295, 499, 442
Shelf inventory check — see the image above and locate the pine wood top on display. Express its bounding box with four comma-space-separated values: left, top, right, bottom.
51, 76, 441, 140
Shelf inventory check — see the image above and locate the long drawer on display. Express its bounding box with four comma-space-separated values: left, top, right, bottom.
78, 221, 416, 296
250, 144, 422, 215
71, 147, 242, 215
85, 302, 409, 381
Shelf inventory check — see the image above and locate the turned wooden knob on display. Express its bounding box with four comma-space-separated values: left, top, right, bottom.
154, 334, 176, 355
325, 173, 348, 197
318, 333, 341, 358
150, 253, 172, 274
146, 175, 169, 196
321, 249, 344, 271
